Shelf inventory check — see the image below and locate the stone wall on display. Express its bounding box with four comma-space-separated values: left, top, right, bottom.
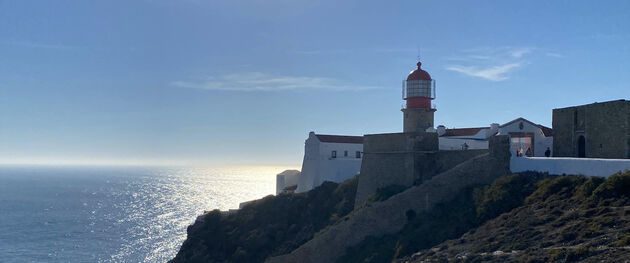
354, 130, 488, 206
266, 136, 510, 263
354, 132, 439, 206
402, 107, 436, 133
362, 132, 439, 152
553, 100, 630, 159
552, 106, 576, 157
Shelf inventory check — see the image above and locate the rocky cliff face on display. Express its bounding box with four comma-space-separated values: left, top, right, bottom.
171, 167, 630, 263
267, 151, 511, 263
403, 172, 630, 262
169, 178, 358, 263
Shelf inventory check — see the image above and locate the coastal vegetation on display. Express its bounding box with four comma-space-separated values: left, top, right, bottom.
171, 171, 630, 262
337, 171, 551, 263
403, 171, 630, 262
169, 177, 358, 263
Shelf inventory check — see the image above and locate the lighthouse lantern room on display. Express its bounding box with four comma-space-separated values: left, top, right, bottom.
401, 61, 437, 133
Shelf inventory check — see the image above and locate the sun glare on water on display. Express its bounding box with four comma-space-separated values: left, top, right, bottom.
105, 165, 296, 262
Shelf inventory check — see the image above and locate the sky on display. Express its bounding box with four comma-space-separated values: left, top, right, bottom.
0, 0, 629, 166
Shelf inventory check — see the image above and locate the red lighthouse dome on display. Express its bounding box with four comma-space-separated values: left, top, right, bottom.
407, 62, 431, 81
403, 60, 435, 109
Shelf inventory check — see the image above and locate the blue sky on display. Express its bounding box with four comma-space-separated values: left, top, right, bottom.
1, 0, 629, 166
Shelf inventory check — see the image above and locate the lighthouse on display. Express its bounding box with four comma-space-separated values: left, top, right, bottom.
402, 61, 436, 132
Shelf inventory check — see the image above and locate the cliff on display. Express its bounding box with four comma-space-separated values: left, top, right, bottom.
267, 151, 510, 263
171, 171, 630, 263
402, 171, 630, 262
169, 177, 358, 263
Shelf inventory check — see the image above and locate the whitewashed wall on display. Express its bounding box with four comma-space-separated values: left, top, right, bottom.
296, 133, 363, 193
498, 121, 552, 157
438, 137, 489, 150
511, 157, 630, 177
276, 170, 301, 195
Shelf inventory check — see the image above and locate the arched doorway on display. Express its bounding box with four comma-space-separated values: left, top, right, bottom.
578, 135, 586, 158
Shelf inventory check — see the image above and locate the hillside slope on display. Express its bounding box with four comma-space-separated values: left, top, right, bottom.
403, 171, 630, 262
170, 171, 630, 263
169, 177, 358, 263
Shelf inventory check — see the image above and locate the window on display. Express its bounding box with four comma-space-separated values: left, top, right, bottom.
356, 151, 361, 158
344, 151, 348, 157
331, 150, 337, 158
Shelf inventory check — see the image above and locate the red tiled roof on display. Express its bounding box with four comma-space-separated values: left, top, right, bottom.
316, 134, 364, 144
441, 127, 485, 137
538, 125, 553, 137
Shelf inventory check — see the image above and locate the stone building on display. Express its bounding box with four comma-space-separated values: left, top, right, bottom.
552, 99, 630, 159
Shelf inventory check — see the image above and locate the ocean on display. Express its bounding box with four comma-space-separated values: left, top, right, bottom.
0, 165, 285, 263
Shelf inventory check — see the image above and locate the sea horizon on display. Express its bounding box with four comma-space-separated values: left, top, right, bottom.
0, 165, 295, 262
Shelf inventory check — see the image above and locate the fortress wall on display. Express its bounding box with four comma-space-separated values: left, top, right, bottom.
362, 132, 438, 152
355, 142, 488, 206
354, 132, 439, 206
433, 150, 489, 175
266, 136, 510, 263
412, 149, 489, 185
510, 156, 630, 177
553, 100, 630, 158
354, 152, 415, 205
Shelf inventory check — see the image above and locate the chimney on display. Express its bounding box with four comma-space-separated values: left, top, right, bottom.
487, 123, 500, 137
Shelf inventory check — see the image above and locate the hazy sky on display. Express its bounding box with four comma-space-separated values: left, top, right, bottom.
1, 0, 629, 166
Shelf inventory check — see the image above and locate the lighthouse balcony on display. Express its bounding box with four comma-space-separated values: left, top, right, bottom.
401, 101, 436, 110
402, 79, 435, 99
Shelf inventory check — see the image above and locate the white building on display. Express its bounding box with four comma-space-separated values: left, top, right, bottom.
498, 117, 553, 157
276, 170, 300, 195
436, 117, 553, 157
294, 132, 363, 193
437, 124, 498, 150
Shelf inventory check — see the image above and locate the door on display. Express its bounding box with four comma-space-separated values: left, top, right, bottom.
578, 135, 586, 158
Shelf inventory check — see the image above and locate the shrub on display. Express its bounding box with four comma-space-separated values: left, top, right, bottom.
170, 177, 359, 263
525, 176, 585, 204
474, 173, 548, 221
566, 246, 596, 262
591, 171, 630, 200
615, 234, 630, 247
574, 176, 605, 200
367, 184, 408, 203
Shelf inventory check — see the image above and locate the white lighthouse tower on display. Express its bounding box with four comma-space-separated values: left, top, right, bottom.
402, 60, 436, 132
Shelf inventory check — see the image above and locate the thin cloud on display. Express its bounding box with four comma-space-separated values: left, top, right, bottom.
446, 46, 534, 62
172, 72, 381, 91
446, 63, 521, 81
444, 46, 536, 81
510, 47, 532, 58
